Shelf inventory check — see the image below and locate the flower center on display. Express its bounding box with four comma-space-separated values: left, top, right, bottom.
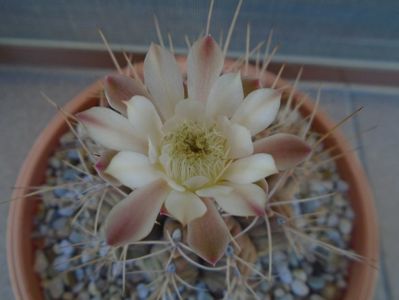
160, 121, 229, 187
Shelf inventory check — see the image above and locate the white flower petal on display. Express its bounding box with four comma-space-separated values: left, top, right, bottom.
174, 99, 205, 121
162, 99, 206, 132
184, 176, 210, 190
232, 88, 281, 135
126, 96, 163, 145
222, 153, 278, 184
144, 43, 184, 119
105, 151, 161, 189
104, 179, 170, 247
148, 138, 158, 164
187, 36, 224, 103
165, 191, 207, 225
196, 185, 234, 197
206, 72, 243, 119
159, 172, 186, 192
212, 183, 267, 216
76, 107, 146, 153
218, 117, 253, 159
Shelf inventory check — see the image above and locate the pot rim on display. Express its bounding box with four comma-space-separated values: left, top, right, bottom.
7, 59, 379, 300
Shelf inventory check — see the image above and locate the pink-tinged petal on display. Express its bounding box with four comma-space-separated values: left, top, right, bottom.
222, 153, 278, 184
254, 133, 312, 170
94, 150, 120, 186
105, 151, 161, 189
144, 43, 184, 119
104, 74, 149, 115
187, 198, 230, 265
104, 179, 170, 247
165, 191, 207, 225
187, 36, 223, 103
76, 107, 146, 153
206, 72, 243, 119
232, 88, 281, 135
125, 96, 163, 145
212, 183, 267, 217
218, 117, 253, 159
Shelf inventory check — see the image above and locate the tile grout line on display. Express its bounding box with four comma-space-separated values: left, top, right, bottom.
348, 91, 392, 300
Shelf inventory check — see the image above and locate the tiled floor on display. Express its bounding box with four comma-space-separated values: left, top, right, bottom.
0, 66, 396, 299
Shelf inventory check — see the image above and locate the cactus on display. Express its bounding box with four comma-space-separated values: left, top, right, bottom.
30, 1, 372, 299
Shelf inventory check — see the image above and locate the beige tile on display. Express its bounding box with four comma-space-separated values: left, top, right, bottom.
351, 89, 399, 300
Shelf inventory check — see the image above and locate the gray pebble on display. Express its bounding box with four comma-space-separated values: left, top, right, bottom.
48, 277, 64, 299
63, 169, 78, 181
316, 214, 327, 225
52, 255, 70, 272
309, 180, 327, 194
67, 149, 80, 161
336, 180, 349, 192
290, 279, 309, 297
326, 229, 342, 246
277, 263, 293, 284
80, 250, 93, 264
99, 244, 110, 257
69, 231, 83, 243
308, 276, 325, 291
53, 188, 68, 198
273, 251, 287, 263
301, 200, 321, 214
345, 208, 355, 220
288, 252, 299, 268
112, 262, 123, 277
58, 206, 75, 217
72, 281, 85, 293
137, 283, 149, 299
77, 291, 90, 300
274, 288, 285, 298
327, 214, 339, 227
45, 208, 55, 224
55, 239, 74, 256
260, 281, 270, 293
280, 295, 294, 300
52, 217, 68, 230
75, 268, 85, 281
197, 291, 213, 300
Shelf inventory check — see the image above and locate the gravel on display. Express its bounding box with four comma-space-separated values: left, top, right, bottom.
31, 119, 356, 299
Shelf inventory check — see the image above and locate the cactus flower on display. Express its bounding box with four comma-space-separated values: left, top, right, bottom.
77, 35, 310, 264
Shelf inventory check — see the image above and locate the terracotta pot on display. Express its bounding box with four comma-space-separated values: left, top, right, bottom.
7, 59, 379, 300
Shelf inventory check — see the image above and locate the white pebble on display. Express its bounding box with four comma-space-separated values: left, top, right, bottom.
291, 279, 310, 297
34, 251, 48, 274
339, 219, 352, 235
